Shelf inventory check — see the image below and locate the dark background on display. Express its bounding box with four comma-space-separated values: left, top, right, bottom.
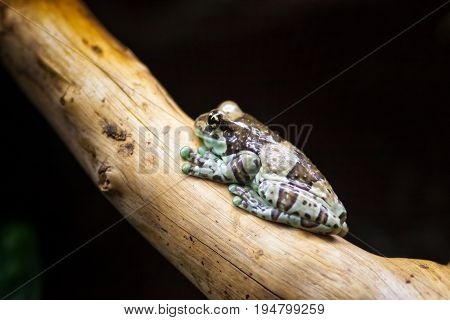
0, 0, 449, 299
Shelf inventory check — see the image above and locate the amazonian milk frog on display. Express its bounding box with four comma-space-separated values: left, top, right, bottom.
180, 101, 348, 236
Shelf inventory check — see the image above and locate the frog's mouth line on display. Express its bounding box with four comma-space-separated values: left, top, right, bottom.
195, 127, 227, 155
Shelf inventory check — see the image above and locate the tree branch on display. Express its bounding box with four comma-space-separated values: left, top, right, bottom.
1, 0, 448, 299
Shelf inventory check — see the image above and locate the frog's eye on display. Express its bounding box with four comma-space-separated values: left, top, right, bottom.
207, 111, 223, 128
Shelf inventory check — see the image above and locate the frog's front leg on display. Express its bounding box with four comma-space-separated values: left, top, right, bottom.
180, 146, 260, 184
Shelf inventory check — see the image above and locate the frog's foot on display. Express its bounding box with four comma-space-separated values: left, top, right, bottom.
228, 184, 267, 208
229, 184, 345, 236
180, 146, 235, 183
229, 184, 302, 229
180, 146, 219, 164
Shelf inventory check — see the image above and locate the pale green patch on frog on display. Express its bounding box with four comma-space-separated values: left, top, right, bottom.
194, 128, 227, 156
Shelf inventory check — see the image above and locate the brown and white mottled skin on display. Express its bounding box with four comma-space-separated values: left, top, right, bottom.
180, 101, 348, 236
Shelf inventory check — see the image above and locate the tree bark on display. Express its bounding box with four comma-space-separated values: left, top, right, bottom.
0, 0, 448, 299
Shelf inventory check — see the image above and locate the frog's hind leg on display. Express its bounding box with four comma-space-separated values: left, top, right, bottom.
258, 180, 346, 235
229, 184, 345, 235
228, 184, 282, 221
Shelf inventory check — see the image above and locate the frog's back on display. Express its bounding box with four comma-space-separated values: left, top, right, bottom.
223, 110, 344, 214
233, 113, 326, 184
258, 135, 344, 217
259, 141, 323, 182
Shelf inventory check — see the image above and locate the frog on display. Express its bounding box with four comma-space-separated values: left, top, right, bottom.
180, 101, 348, 236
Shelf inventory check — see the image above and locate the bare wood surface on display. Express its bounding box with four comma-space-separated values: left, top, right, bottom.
0, 0, 448, 299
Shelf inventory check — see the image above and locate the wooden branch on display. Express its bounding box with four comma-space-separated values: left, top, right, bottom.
1, 0, 448, 299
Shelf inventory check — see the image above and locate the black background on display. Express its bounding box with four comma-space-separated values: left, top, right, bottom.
1, 0, 449, 299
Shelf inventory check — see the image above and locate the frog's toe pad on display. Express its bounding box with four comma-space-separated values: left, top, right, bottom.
197, 145, 207, 156
181, 163, 191, 174
180, 146, 193, 160
232, 196, 243, 207
228, 184, 247, 196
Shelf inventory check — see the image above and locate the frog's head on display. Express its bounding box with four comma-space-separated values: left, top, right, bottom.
194, 101, 246, 156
